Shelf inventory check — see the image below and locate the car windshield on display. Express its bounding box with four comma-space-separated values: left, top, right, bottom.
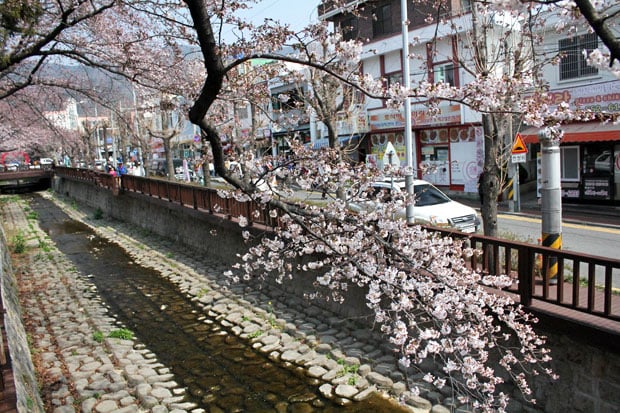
414, 184, 451, 206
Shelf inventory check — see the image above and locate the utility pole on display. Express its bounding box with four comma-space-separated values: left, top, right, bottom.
538, 130, 562, 284
401, 0, 416, 225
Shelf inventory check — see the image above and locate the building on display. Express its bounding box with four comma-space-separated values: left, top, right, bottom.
519, 15, 620, 205
319, 0, 620, 204
318, 0, 486, 194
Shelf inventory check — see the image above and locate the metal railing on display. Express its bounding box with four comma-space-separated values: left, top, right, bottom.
54, 167, 620, 327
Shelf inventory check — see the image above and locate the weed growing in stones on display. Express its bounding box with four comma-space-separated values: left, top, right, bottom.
247, 330, 263, 339
267, 301, 277, 327
12, 232, 26, 253
108, 329, 133, 340
38, 240, 51, 252
93, 208, 104, 220
93, 331, 104, 343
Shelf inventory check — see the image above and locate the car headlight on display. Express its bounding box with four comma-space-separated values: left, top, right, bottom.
430, 215, 450, 226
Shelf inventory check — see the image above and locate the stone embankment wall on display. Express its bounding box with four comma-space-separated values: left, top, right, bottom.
53, 177, 372, 320
53, 176, 620, 413
0, 215, 45, 412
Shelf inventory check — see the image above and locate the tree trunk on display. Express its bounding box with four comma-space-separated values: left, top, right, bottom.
163, 138, 174, 181
480, 114, 501, 238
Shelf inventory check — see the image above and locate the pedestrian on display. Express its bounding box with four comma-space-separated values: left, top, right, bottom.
117, 162, 127, 175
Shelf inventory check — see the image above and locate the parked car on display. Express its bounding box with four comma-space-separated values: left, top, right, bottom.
5, 161, 20, 171
350, 178, 481, 233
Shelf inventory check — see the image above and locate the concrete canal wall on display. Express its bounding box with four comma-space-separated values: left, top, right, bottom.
52, 176, 620, 413
52, 177, 373, 321
0, 216, 46, 412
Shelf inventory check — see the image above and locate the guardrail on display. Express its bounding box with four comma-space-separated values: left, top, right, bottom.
53, 167, 620, 328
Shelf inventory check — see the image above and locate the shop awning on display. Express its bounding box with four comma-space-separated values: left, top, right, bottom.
339, 134, 360, 144
311, 135, 361, 150
520, 122, 620, 144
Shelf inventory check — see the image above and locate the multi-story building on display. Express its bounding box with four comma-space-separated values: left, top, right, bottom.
319, 0, 620, 204
519, 13, 620, 205
318, 0, 486, 194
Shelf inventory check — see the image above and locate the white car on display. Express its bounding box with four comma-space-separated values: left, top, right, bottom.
350, 178, 481, 233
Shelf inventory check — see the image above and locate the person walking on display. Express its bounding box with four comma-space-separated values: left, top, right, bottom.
117, 162, 127, 175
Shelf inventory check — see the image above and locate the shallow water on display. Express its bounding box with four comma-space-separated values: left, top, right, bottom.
29, 194, 409, 412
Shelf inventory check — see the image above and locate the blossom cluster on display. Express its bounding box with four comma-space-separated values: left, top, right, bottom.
221, 144, 556, 411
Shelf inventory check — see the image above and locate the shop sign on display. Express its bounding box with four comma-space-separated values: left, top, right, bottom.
582, 177, 612, 200
561, 188, 580, 198
369, 111, 405, 130
545, 81, 620, 113
368, 103, 462, 131
411, 104, 461, 126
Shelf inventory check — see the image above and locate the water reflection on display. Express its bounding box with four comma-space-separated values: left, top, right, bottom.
30, 196, 408, 412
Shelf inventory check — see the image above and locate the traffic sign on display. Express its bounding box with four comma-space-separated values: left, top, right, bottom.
511, 153, 526, 163
511, 133, 528, 154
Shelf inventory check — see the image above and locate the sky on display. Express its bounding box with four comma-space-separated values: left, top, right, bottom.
225, 0, 321, 38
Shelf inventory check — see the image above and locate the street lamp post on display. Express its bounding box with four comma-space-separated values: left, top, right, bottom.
538, 130, 562, 284
401, 0, 416, 225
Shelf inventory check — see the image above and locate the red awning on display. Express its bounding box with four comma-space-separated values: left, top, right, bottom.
520, 122, 620, 144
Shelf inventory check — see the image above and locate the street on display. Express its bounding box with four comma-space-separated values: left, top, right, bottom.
497, 213, 620, 260
498, 213, 620, 289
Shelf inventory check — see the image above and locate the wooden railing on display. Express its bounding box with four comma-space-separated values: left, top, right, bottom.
428, 227, 620, 324
54, 167, 620, 327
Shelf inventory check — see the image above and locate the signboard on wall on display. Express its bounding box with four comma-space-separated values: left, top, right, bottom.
450, 126, 484, 192
615, 145, 620, 201
582, 177, 612, 200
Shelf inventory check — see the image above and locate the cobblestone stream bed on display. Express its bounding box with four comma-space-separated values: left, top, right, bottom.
2, 192, 445, 412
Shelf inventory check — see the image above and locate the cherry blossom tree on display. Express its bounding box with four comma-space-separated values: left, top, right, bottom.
0, 0, 197, 163
179, 2, 557, 411
0, 87, 83, 158
6, 0, 619, 410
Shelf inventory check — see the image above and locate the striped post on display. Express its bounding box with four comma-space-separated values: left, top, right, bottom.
542, 232, 562, 282
505, 177, 514, 201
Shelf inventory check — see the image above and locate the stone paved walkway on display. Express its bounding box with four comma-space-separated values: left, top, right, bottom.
1, 192, 471, 413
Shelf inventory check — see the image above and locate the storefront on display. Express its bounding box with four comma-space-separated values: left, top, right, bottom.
367, 105, 484, 192
521, 122, 620, 204
272, 125, 311, 157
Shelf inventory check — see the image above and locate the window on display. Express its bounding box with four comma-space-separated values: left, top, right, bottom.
560, 146, 579, 181
271, 89, 303, 111
372, 4, 392, 37
461, 0, 472, 12
433, 63, 455, 86
340, 16, 358, 41
386, 71, 403, 88
559, 33, 598, 81
235, 104, 249, 120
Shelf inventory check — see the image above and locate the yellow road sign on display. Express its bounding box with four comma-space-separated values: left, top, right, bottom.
512, 133, 528, 154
